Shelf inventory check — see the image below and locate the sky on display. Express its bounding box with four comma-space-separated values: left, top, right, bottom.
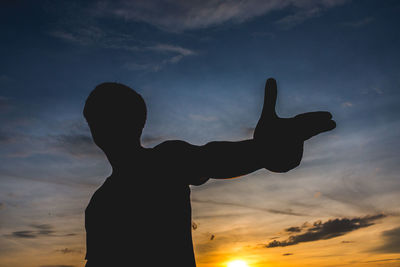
0, 0, 400, 266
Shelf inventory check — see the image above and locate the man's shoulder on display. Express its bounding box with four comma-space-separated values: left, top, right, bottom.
153, 140, 196, 154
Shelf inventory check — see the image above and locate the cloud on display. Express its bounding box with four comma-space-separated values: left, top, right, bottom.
192, 221, 198, 230
148, 44, 196, 56
282, 253, 293, 256
12, 231, 37, 238
342, 17, 374, 28
342, 101, 353, 107
55, 248, 82, 254
40, 265, 75, 267
49, 26, 106, 46
8, 224, 75, 239
285, 226, 301, 233
123, 44, 196, 71
266, 214, 386, 248
275, 6, 322, 29
94, 0, 349, 32
50, 26, 196, 63
192, 198, 305, 216
49, 23, 196, 71
141, 44, 197, 68
372, 226, 400, 253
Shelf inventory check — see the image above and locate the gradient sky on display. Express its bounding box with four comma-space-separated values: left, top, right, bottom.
1, 1, 400, 266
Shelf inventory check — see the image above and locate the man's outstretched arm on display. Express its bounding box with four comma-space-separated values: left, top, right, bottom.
160, 78, 336, 183
196, 139, 264, 179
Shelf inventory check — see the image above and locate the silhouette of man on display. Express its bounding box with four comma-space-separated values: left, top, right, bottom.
83, 78, 335, 266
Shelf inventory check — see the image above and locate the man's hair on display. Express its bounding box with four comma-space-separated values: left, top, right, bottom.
83, 82, 147, 131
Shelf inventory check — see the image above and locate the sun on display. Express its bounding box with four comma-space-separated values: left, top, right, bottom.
227, 260, 249, 267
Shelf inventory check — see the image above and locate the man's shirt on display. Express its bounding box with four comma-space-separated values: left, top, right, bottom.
85, 141, 208, 266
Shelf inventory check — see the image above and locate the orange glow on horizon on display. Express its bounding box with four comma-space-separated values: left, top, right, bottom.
227, 260, 249, 267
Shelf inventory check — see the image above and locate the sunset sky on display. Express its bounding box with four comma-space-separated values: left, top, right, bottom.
1, 0, 400, 266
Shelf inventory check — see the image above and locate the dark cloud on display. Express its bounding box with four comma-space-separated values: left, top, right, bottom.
63, 233, 77, 237
372, 226, 400, 253
10, 224, 57, 238
282, 253, 293, 256
192, 221, 198, 230
285, 226, 301, 233
12, 231, 37, 238
266, 214, 385, 248
55, 248, 82, 254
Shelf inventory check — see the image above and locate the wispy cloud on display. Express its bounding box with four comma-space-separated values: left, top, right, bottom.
11, 231, 37, 238
148, 44, 196, 56
8, 224, 76, 239
55, 248, 83, 254
123, 44, 196, 72
94, 0, 349, 32
10, 224, 55, 239
192, 198, 305, 216
275, 6, 322, 29
266, 214, 386, 248
342, 101, 353, 108
49, 24, 196, 71
342, 17, 374, 28
282, 253, 293, 256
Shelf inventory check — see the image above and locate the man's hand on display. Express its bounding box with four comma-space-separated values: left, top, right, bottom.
254, 78, 336, 173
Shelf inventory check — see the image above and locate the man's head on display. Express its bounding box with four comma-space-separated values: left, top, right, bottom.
84, 82, 146, 152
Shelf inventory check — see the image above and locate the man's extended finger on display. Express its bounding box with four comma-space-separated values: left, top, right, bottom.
260, 78, 278, 120
299, 119, 336, 140
294, 111, 332, 122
